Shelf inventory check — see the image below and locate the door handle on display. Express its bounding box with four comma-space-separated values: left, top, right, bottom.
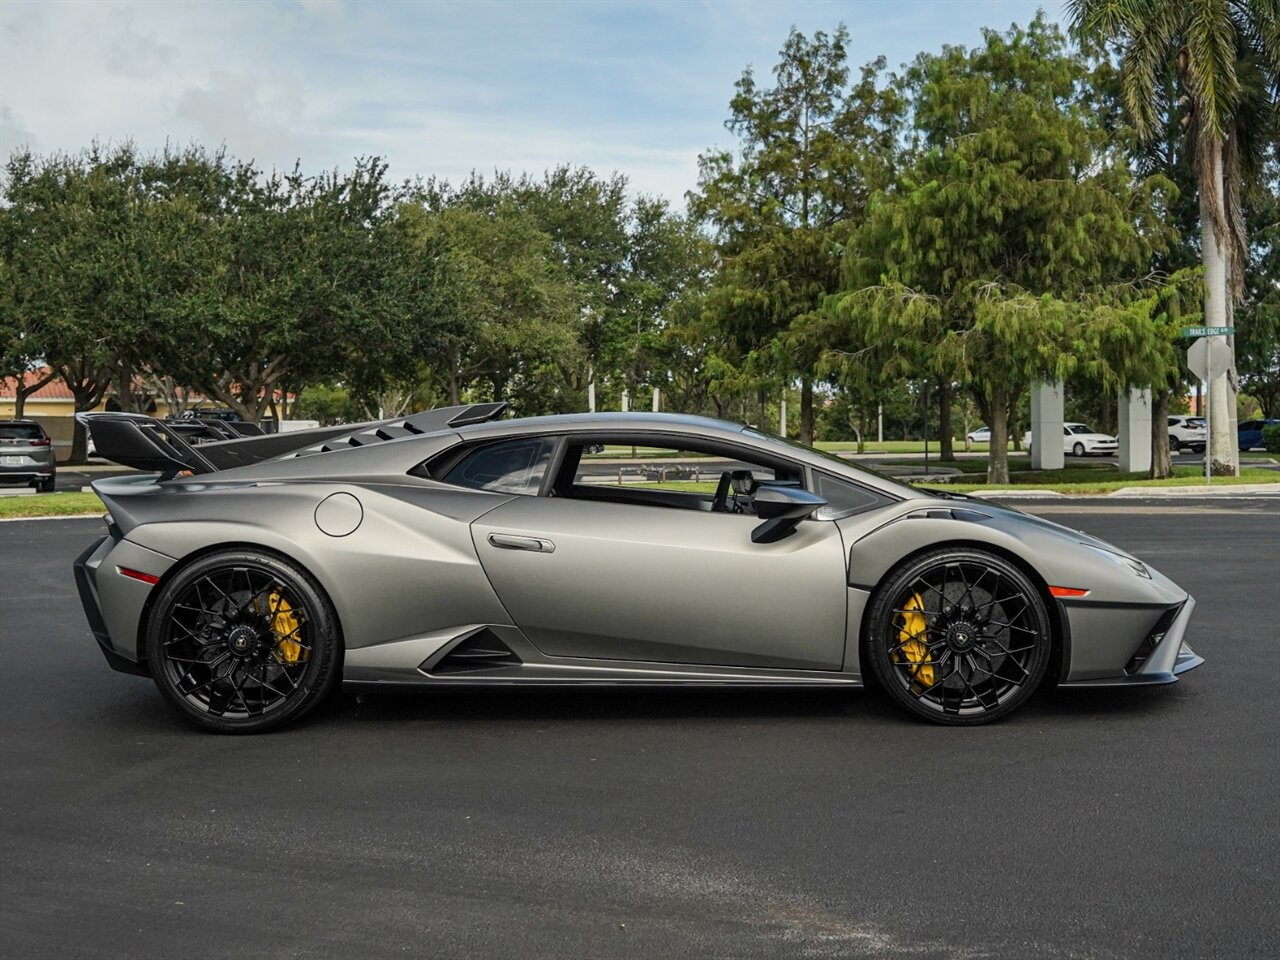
487, 533, 555, 553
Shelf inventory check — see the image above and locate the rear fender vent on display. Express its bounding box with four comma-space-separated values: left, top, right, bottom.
430, 629, 522, 675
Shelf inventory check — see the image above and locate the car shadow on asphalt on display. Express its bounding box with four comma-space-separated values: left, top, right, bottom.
300, 679, 1189, 729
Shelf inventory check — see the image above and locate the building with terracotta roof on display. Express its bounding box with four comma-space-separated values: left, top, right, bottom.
1, 368, 207, 462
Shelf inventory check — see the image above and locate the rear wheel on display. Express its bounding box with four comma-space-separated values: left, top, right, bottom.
864, 548, 1052, 725
37, 476, 55, 493
145, 549, 341, 733
1169, 436, 1181, 452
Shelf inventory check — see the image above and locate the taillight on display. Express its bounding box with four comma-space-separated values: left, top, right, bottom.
29, 437, 50, 446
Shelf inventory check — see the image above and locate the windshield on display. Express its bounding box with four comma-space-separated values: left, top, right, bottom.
1067, 424, 1096, 435
0, 423, 43, 440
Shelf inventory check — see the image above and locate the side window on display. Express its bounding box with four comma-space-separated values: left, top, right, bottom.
561, 439, 799, 512
812, 471, 882, 519
442, 437, 555, 495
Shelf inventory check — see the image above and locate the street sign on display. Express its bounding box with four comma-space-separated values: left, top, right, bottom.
1182, 325, 1234, 338
1188, 337, 1232, 380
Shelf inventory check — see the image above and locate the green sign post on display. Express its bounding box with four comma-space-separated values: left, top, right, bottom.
1182, 326, 1234, 338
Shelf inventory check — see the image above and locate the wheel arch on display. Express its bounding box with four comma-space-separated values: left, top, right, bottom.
133, 539, 346, 667
856, 537, 1068, 687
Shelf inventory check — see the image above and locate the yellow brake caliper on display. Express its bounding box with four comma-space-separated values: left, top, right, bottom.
268, 590, 306, 664
896, 593, 935, 687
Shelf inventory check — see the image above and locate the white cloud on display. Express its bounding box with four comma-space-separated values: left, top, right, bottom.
0, 0, 1064, 201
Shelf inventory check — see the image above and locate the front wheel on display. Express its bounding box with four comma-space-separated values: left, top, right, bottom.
144, 549, 342, 733
1072, 442, 1085, 457
864, 548, 1053, 725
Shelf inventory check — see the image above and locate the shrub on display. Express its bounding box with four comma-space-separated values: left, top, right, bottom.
1262, 424, 1280, 454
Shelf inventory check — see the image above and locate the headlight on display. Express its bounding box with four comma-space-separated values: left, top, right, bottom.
1082, 543, 1151, 578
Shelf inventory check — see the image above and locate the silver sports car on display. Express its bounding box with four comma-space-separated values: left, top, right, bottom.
74, 405, 1202, 733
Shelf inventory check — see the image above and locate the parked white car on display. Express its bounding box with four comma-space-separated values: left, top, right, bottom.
966, 426, 991, 443
1022, 423, 1120, 457
1166, 415, 1206, 452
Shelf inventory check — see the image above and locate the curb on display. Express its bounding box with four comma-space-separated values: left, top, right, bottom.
1108, 483, 1280, 498
969, 490, 1066, 499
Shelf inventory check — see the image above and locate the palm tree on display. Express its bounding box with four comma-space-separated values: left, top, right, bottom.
1068, 0, 1280, 474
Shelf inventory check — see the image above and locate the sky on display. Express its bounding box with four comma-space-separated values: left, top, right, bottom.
1, 0, 1067, 205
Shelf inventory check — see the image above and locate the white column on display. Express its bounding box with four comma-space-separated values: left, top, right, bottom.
1118, 387, 1152, 474
588, 379, 596, 413
652, 388, 660, 413
779, 399, 787, 437
621, 390, 629, 413
1030, 380, 1064, 470
877, 403, 883, 443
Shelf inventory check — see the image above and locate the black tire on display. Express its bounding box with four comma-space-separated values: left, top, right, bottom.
1168, 436, 1181, 452
144, 549, 342, 733
864, 548, 1053, 725
37, 476, 55, 493
1072, 442, 1085, 457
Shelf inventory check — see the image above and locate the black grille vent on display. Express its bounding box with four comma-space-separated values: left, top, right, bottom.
1125, 604, 1182, 675
431, 630, 522, 675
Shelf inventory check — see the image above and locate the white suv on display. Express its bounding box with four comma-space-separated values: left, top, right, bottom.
1167, 415, 1206, 453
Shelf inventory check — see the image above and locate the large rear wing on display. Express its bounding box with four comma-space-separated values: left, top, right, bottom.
77, 402, 507, 479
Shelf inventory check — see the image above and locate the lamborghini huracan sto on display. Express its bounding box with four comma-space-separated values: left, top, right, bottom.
74, 405, 1202, 732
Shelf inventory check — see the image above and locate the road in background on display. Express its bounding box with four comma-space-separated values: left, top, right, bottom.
1, 502, 1277, 959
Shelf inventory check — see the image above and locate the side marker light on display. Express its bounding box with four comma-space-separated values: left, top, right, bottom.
118, 566, 160, 585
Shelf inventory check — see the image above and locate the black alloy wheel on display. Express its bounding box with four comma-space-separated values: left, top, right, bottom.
145, 550, 341, 733
865, 548, 1052, 725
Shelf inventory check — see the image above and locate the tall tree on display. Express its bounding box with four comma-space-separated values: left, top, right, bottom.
0, 194, 56, 418
1069, 0, 1280, 474
390, 199, 580, 413
827, 16, 1180, 483
1236, 154, 1280, 416
693, 27, 900, 442
158, 156, 405, 422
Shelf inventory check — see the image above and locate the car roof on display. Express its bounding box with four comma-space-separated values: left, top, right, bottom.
452, 411, 920, 500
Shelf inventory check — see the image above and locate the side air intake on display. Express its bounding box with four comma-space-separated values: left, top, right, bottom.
430, 629, 523, 675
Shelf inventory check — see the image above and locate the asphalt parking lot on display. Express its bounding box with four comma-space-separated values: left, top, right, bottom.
2, 501, 1277, 959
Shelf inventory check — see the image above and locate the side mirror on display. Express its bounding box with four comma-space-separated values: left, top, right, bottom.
750, 484, 827, 543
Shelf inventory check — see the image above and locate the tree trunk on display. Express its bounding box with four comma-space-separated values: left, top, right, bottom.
799, 378, 814, 445
986, 383, 1010, 485
937, 378, 954, 461
115, 366, 139, 414
448, 357, 460, 406
12, 369, 57, 420
1149, 387, 1173, 479
1202, 137, 1236, 475
1098, 394, 1114, 436
1224, 273, 1240, 476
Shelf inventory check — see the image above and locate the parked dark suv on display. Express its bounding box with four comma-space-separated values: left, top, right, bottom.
0, 419, 56, 492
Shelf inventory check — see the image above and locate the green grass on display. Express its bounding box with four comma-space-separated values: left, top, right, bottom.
641, 480, 720, 493
0, 491, 104, 519
814, 440, 1003, 454
935, 467, 1280, 495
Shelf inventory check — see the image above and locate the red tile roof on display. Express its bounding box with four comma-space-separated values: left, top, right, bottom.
0, 369, 74, 399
